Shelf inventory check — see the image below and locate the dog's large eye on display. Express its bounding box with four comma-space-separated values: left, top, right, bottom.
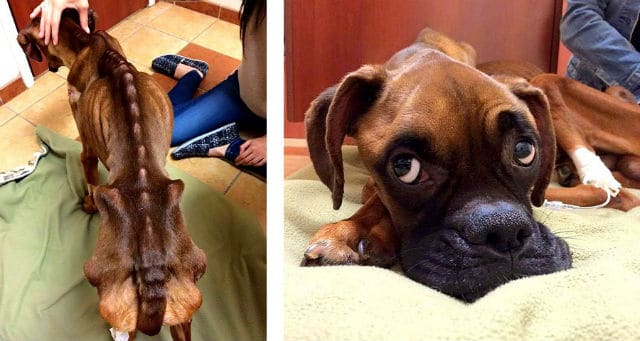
393, 156, 421, 183
514, 141, 535, 166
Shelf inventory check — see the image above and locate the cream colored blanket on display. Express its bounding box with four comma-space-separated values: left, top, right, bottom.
285, 146, 640, 341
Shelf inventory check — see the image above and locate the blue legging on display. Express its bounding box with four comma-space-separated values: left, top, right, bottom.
169, 70, 266, 146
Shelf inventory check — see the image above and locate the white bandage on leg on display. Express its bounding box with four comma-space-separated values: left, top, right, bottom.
570, 147, 621, 196
109, 328, 129, 341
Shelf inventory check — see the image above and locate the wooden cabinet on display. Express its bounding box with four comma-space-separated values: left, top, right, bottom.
285, 0, 564, 137
9, 0, 147, 76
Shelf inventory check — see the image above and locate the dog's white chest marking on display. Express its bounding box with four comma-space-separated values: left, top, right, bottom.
570, 147, 621, 196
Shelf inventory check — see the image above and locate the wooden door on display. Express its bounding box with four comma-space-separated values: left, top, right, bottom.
285, 0, 563, 137
9, 0, 147, 76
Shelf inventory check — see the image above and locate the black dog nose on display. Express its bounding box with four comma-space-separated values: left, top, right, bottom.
457, 201, 533, 253
48, 66, 59, 72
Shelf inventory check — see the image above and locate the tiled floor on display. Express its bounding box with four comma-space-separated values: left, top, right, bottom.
0, 2, 265, 232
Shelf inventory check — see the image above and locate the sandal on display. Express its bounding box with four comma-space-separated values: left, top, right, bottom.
152, 54, 209, 79
171, 123, 239, 160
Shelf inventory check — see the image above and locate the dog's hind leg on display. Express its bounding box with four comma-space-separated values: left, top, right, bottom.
301, 193, 399, 267
80, 147, 99, 213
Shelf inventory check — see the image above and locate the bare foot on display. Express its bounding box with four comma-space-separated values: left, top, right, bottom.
174, 64, 203, 79
207, 144, 230, 157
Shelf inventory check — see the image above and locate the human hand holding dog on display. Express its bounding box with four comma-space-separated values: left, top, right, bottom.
30, 0, 90, 46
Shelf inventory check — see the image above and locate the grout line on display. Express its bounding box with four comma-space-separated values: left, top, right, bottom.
108, 20, 144, 43
192, 17, 218, 41
20, 116, 37, 127
119, 25, 189, 67
223, 171, 242, 194
7, 78, 65, 115
189, 19, 217, 43
1, 101, 19, 126
139, 2, 216, 43
138, 24, 190, 43
3, 104, 17, 114
128, 2, 173, 25
0, 113, 18, 128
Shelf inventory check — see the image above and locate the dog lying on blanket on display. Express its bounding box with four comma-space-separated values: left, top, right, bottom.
300, 27, 573, 302
477, 61, 640, 211
17, 10, 206, 340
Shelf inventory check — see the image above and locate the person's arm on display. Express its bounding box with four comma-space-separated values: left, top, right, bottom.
560, 0, 640, 93
29, 0, 90, 45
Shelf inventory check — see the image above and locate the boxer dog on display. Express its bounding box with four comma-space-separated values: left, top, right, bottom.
300, 28, 572, 302
17, 10, 206, 340
478, 62, 640, 211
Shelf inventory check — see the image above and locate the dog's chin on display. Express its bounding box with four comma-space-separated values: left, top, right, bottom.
400, 222, 572, 303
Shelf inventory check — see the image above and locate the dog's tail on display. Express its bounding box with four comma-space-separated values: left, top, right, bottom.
134, 230, 168, 335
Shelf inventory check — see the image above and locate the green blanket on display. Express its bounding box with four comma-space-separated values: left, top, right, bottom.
285, 146, 640, 341
0, 127, 265, 341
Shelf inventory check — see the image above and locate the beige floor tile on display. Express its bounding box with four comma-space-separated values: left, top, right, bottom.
20, 86, 78, 140
107, 19, 143, 42
120, 26, 188, 67
167, 156, 241, 194
147, 5, 215, 41
131, 60, 154, 76
52, 66, 70, 80
193, 20, 242, 60
225, 172, 266, 232
5, 72, 65, 113
0, 116, 40, 171
0, 106, 17, 126
127, 1, 172, 25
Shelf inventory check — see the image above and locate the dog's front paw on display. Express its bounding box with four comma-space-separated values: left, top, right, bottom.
300, 222, 396, 267
301, 239, 362, 266
82, 193, 98, 214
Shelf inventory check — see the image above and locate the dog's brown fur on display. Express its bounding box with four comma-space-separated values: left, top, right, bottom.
476, 60, 544, 81
18, 10, 206, 339
477, 61, 640, 211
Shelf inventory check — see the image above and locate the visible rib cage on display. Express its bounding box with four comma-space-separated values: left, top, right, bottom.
98, 48, 167, 335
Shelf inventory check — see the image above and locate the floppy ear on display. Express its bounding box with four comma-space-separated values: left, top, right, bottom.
498, 76, 556, 207
305, 65, 386, 209
16, 32, 43, 62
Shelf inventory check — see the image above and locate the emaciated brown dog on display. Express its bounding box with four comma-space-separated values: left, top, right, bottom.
301, 28, 572, 302
17, 10, 206, 340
